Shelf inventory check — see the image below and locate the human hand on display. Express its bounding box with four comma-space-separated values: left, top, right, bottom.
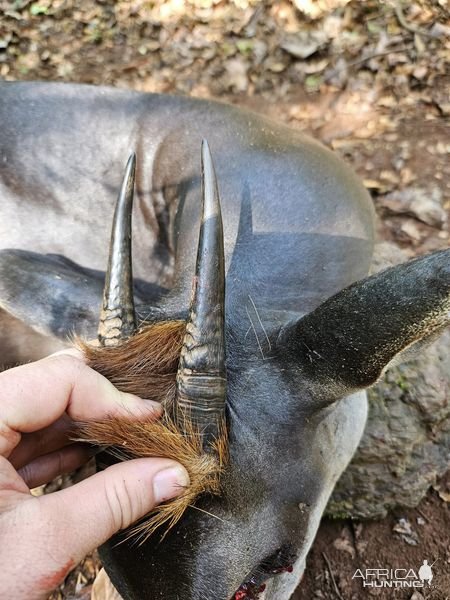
0, 352, 189, 600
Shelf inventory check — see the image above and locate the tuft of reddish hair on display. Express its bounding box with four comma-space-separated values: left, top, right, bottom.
75, 321, 228, 542
79, 321, 185, 403
77, 414, 227, 542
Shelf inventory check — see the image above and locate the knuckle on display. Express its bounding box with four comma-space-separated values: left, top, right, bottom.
49, 353, 85, 373
48, 354, 90, 392
104, 478, 136, 531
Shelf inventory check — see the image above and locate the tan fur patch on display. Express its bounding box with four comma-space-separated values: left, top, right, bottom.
79, 321, 185, 403
75, 321, 228, 542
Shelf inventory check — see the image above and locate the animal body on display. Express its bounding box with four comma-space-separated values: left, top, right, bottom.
1, 81, 449, 600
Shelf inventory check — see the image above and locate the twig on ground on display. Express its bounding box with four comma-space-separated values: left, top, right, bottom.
241, 2, 265, 37
322, 552, 345, 600
325, 44, 413, 83
348, 44, 414, 68
416, 508, 429, 523
392, 1, 437, 38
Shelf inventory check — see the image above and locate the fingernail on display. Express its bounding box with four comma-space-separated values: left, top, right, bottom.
153, 465, 190, 504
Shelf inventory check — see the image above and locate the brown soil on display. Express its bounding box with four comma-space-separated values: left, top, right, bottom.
1, 1, 449, 599
296, 472, 450, 600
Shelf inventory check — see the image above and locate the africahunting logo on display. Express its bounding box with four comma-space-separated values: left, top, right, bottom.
352, 559, 437, 589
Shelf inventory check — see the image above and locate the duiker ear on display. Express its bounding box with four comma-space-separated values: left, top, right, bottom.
0, 249, 103, 340
280, 249, 450, 397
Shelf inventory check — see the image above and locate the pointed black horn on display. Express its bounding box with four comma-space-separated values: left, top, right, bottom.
98, 153, 136, 346
176, 140, 226, 445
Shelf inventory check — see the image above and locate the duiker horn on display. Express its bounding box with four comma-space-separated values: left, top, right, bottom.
76, 144, 228, 541
175, 140, 227, 446
98, 153, 136, 346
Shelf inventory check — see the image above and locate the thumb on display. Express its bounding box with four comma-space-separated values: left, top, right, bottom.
40, 457, 189, 563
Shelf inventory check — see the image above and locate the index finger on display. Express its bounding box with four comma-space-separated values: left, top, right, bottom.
0, 352, 161, 457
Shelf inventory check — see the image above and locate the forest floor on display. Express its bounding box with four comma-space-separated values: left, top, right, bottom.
1, 0, 449, 598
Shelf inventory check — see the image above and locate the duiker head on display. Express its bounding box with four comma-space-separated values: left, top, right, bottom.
75, 142, 450, 600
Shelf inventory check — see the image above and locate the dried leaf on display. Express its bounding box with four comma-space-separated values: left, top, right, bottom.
333, 537, 356, 559
393, 518, 420, 545
91, 569, 123, 600
280, 30, 329, 59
